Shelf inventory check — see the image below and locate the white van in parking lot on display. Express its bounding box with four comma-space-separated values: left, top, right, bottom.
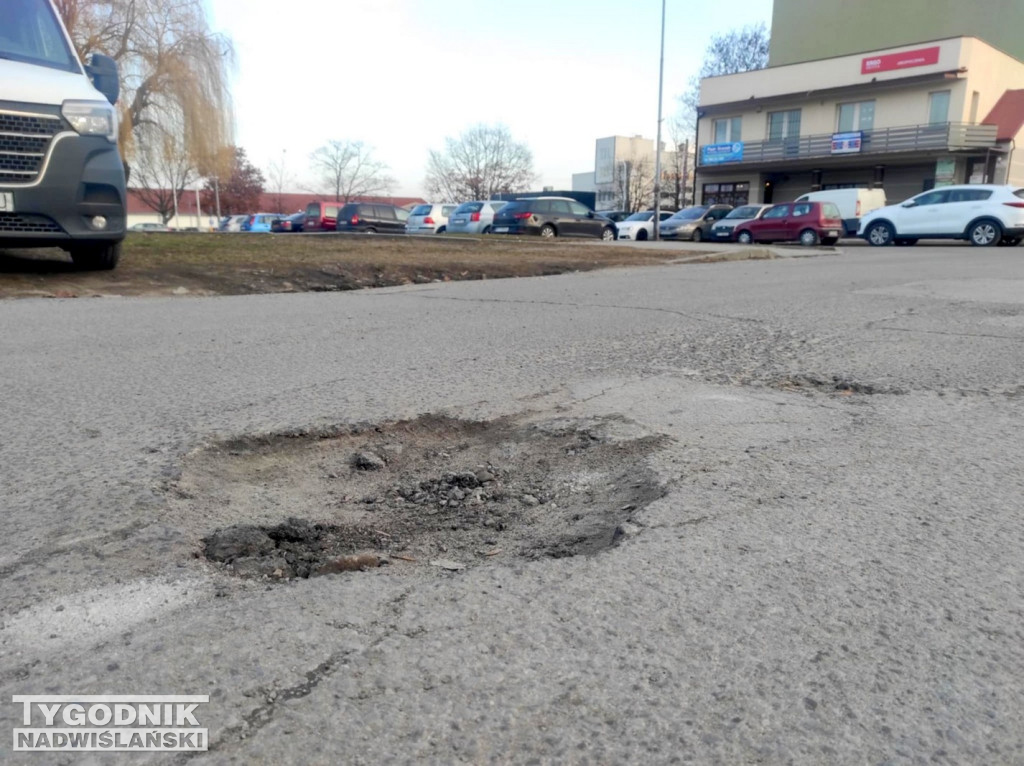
794, 188, 886, 237
0, 0, 127, 270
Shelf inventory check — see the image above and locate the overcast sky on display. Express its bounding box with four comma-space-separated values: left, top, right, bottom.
207, 0, 773, 198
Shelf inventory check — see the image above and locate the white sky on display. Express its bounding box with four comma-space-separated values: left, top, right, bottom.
207, 0, 773, 198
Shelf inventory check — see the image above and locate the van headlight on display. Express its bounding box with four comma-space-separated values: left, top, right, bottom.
61, 100, 118, 142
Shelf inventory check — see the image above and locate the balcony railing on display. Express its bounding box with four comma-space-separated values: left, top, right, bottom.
698, 122, 998, 167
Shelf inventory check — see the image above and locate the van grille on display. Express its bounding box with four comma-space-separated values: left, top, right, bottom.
0, 111, 64, 184
0, 213, 64, 233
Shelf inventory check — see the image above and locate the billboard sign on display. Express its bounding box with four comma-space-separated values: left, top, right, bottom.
701, 142, 744, 165
861, 46, 940, 75
831, 131, 863, 154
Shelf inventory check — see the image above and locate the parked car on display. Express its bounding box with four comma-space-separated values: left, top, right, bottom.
271, 212, 306, 233
490, 197, 617, 240
446, 201, 507, 235
241, 213, 284, 233
709, 204, 772, 241
219, 215, 249, 232
658, 205, 733, 241
859, 184, 1024, 247
598, 210, 630, 223
304, 201, 347, 232
335, 202, 408, 234
615, 210, 676, 241
795, 188, 886, 236
734, 201, 843, 246
130, 222, 170, 233
405, 203, 457, 235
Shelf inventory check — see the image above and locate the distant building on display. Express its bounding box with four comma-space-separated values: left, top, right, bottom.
571, 172, 596, 193
695, 36, 1024, 205
586, 135, 692, 212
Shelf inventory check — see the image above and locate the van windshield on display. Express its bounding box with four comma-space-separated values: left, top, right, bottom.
0, 0, 81, 73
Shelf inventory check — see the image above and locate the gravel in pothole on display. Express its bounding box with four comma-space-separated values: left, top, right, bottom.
175, 414, 668, 580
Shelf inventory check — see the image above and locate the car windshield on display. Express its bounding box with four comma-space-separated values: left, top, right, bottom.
454, 203, 483, 214
725, 206, 762, 219
624, 211, 654, 222
667, 206, 707, 221
0, 0, 80, 73
410, 205, 431, 216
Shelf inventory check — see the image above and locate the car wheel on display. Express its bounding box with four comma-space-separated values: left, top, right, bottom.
540, 224, 556, 238
482, 225, 492, 235
69, 241, 121, 271
364, 228, 377, 234
894, 238, 919, 246
690, 228, 703, 242
968, 219, 1001, 246
637, 229, 648, 241
437, 225, 446, 234
799, 228, 819, 247
601, 227, 615, 241
736, 230, 753, 245
865, 221, 895, 246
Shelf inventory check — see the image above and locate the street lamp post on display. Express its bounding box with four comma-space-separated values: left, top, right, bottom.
652, 0, 666, 241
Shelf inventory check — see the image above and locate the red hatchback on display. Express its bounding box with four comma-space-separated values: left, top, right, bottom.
304, 201, 344, 232
734, 201, 843, 246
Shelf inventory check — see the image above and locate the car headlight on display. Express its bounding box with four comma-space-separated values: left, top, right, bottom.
62, 100, 118, 142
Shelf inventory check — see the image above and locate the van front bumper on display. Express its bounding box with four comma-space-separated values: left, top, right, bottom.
0, 133, 126, 248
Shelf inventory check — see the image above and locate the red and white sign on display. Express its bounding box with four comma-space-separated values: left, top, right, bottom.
861, 46, 941, 75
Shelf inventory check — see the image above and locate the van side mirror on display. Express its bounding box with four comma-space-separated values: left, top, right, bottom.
85, 53, 120, 105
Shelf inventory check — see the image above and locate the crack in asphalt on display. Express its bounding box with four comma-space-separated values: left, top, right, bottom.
869, 325, 1023, 341
177, 588, 415, 761
383, 290, 770, 326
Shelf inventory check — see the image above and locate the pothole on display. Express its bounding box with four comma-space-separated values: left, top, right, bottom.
773, 374, 906, 396
177, 414, 668, 580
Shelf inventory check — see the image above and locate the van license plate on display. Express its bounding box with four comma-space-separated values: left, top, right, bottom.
0, 193, 13, 212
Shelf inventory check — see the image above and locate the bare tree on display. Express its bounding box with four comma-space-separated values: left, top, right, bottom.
674, 23, 770, 137
425, 124, 536, 202
56, 0, 235, 178
130, 123, 197, 224
309, 140, 394, 202
667, 115, 693, 209
614, 156, 654, 213
265, 155, 293, 213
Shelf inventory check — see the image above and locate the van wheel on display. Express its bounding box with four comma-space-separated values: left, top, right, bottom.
968, 219, 1001, 246
690, 228, 703, 242
69, 241, 121, 271
736, 230, 753, 245
540, 224, 556, 238
799, 228, 819, 247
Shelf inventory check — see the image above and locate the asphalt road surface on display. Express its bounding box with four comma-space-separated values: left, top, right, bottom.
1, 244, 1022, 764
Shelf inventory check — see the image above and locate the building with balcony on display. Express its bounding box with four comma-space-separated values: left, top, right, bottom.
694, 36, 1024, 206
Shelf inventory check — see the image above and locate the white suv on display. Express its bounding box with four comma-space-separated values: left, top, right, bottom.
859, 184, 1024, 247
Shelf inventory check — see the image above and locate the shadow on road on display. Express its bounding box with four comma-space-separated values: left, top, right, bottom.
0, 249, 75, 274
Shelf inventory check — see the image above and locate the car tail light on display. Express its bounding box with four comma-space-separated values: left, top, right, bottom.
513, 212, 532, 220
350, 214, 360, 224
855, 200, 861, 216
423, 217, 435, 225
470, 212, 481, 222
1003, 202, 1024, 208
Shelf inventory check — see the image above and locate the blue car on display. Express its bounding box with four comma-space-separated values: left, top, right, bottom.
241, 213, 284, 233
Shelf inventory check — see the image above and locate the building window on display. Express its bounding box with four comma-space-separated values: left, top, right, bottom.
713, 117, 742, 143
929, 91, 950, 125
767, 109, 801, 141
837, 101, 875, 132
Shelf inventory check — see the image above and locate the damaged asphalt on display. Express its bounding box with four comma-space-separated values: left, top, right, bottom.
0, 244, 1022, 764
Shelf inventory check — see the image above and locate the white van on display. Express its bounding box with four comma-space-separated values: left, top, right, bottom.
794, 188, 886, 237
0, 0, 126, 269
